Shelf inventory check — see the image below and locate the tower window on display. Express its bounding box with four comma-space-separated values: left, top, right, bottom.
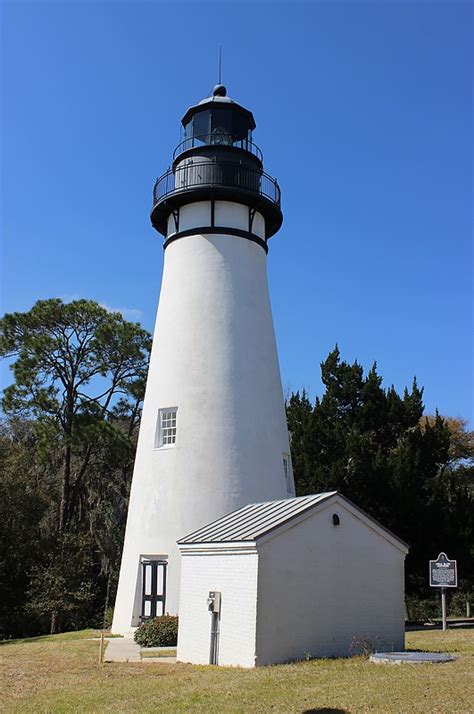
283, 453, 293, 494
156, 408, 178, 447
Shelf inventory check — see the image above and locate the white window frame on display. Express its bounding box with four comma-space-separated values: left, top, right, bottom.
283, 453, 294, 495
155, 407, 178, 448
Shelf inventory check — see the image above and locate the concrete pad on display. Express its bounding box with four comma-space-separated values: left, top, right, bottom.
140, 646, 177, 653
370, 652, 456, 665
104, 636, 141, 662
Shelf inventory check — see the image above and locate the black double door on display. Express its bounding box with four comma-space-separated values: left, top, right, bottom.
141, 559, 167, 619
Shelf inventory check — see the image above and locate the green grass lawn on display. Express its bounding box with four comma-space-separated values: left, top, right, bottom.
141, 648, 177, 658
1, 628, 473, 713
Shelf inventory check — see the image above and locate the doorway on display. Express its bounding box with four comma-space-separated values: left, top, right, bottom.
141, 559, 167, 620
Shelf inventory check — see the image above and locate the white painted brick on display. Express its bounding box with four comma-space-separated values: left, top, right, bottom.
255, 499, 406, 664
177, 496, 407, 667
177, 551, 258, 667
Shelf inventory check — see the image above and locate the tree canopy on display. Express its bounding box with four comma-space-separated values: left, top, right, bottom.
287, 347, 474, 594
0, 299, 151, 635
1, 303, 472, 637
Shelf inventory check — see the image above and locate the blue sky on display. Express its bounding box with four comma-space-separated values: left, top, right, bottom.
1, 0, 472, 423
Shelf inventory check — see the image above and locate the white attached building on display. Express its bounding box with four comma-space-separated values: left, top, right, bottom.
177, 492, 409, 667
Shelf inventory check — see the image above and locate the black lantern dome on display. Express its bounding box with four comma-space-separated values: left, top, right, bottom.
179, 84, 256, 155
151, 87, 282, 242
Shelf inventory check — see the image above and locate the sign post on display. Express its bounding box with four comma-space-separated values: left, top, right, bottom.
440, 589, 447, 631
429, 553, 457, 631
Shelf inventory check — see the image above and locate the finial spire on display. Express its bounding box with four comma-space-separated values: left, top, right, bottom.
218, 45, 222, 85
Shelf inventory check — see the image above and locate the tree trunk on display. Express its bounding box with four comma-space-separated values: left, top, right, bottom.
59, 394, 74, 534
103, 570, 112, 629
59, 443, 71, 533
68, 444, 93, 520
127, 398, 141, 438
50, 609, 58, 635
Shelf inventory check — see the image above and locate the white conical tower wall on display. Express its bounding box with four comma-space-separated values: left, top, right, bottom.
112, 200, 293, 633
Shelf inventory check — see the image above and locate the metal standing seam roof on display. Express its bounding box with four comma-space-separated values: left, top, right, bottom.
177, 492, 337, 544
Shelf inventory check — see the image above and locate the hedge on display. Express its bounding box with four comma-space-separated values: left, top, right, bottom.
134, 615, 179, 647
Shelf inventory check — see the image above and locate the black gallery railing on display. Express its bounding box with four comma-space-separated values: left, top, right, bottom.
153, 161, 281, 207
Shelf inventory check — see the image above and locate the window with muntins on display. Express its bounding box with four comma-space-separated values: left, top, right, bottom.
283, 453, 293, 494
156, 408, 177, 447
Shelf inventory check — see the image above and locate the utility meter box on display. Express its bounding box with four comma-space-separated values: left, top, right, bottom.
207, 591, 221, 613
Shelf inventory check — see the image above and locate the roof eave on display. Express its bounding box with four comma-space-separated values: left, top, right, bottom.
255, 493, 409, 554
177, 541, 258, 555
181, 99, 256, 129
333, 493, 410, 553
176, 491, 409, 555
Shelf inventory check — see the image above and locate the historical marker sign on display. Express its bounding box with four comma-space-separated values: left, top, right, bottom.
429, 552, 457, 588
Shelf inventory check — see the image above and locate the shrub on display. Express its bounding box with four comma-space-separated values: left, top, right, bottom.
134, 615, 178, 647
405, 597, 439, 623
406, 591, 473, 623
449, 591, 473, 617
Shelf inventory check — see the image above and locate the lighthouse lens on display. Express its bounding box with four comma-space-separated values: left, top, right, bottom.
210, 127, 232, 145
181, 106, 253, 153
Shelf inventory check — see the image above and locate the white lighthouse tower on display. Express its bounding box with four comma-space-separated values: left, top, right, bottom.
112, 85, 294, 633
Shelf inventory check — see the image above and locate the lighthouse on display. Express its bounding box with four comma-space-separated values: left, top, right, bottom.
112, 85, 294, 633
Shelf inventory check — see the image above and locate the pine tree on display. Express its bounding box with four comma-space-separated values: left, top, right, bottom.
286, 347, 473, 594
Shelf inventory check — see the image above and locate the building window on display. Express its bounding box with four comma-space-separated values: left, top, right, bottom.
283, 453, 293, 494
156, 408, 177, 447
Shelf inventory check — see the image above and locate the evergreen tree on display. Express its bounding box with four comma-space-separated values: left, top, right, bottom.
287, 347, 473, 595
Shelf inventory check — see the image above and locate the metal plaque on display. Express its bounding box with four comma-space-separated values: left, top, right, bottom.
429, 552, 457, 588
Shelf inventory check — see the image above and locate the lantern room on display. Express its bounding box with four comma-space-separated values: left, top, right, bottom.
177, 84, 257, 156
151, 85, 282, 240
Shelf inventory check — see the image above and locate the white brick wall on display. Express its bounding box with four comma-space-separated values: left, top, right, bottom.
177, 549, 259, 667
177, 496, 407, 667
